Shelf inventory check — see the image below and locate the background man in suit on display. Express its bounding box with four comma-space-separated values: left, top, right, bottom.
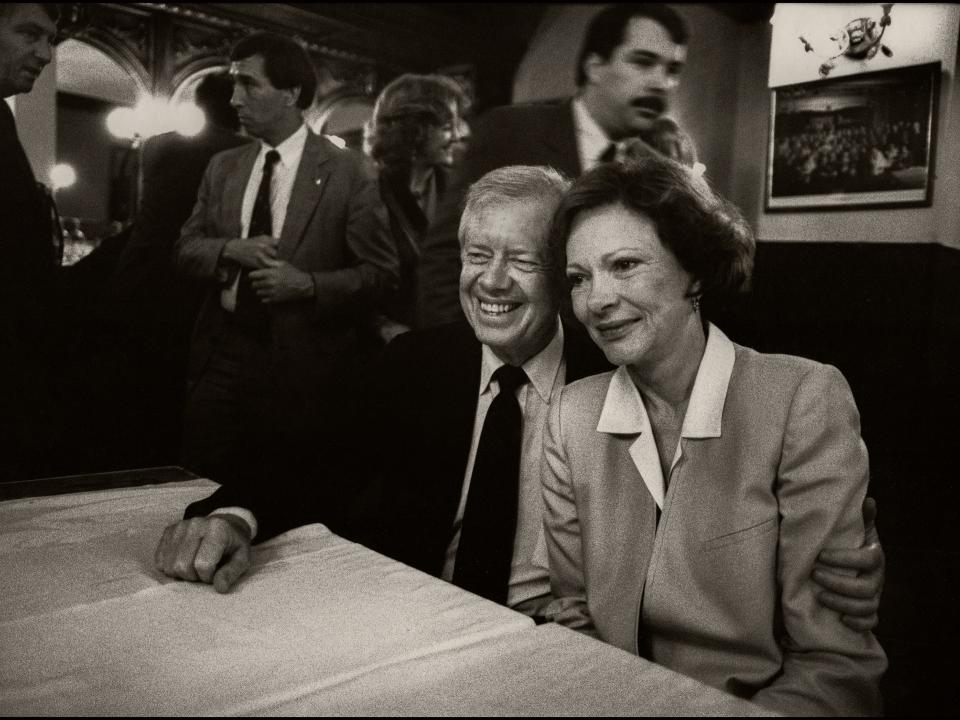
106, 71, 248, 466
0, 3, 60, 480
156, 166, 882, 631
417, 3, 688, 329
176, 32, 397, 495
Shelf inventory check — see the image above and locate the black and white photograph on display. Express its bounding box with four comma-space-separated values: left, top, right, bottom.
1, 3, 957, 718
767, 62, 940, 210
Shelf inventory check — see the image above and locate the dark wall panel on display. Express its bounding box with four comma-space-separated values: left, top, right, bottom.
712, 240, 959, 717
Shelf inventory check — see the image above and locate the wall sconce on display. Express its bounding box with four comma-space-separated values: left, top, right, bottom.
49, 163, 77, 192
105, 96, 207, 142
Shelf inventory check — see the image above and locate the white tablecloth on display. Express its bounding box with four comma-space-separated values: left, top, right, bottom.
0, 480, 531, 715
0, 479, 772, 716
266, 621, 772, 716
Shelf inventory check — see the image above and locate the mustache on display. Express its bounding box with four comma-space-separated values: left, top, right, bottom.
631, 96, 666, 114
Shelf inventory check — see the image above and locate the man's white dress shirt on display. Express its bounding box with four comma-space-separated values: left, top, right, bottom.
220, 123, 308, 311
442, 323, 566, 613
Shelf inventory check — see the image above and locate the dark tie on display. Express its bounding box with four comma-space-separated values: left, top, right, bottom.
599, 142, 617, 163
452, 364, 529, 604
235, 149, 280, 335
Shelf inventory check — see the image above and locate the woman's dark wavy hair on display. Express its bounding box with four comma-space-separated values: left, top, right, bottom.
549, 154, 755, 310
230, 32, 317, 110
366, 73, 468, 168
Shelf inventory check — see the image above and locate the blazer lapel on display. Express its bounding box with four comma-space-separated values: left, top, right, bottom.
430, 325, 484, 524
608, 433, 659, 623
223, 143, 260, 238
278, 132, 332, 258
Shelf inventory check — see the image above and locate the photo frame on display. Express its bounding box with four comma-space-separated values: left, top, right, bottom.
766, 62, 940, 211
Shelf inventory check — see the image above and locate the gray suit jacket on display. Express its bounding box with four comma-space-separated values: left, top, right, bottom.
176, 130, 398, 392
542, 332, 886, 715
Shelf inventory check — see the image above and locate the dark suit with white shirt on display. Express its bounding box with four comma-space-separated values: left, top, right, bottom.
185, 320, 610, 583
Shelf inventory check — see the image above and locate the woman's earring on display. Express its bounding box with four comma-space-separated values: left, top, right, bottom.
691, 295, 701, 313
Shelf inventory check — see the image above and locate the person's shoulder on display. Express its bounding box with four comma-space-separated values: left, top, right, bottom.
732, 344, 852, 398
553, 370, 616, 439
385, 321, 478, 364
561, 370, 616, 410
307, 131, 375, 177
479, 98, 572, 127
203, 127, 249, 155
204, 137, 257, 171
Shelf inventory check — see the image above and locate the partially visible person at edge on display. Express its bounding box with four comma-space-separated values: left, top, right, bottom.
363, 73, 469, 344
0, 2, 61, 481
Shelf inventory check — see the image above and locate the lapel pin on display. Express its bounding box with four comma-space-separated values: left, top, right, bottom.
314, 178, 323, 186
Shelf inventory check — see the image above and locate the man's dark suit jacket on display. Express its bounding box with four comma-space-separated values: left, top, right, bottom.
417, 100, 581, 328
186, 320, 610, 578
1, 99, 60, 480
0, 99, 57, 347
376, 166, 450, 329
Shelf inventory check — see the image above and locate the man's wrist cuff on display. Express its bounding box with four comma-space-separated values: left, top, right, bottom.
209, 507, 257, 540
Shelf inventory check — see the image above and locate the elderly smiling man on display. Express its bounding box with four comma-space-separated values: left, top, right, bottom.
157, 164, 883, 634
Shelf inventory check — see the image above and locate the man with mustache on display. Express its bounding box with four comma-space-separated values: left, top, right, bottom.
417, 3, 688, 330
0, 3, 60, 480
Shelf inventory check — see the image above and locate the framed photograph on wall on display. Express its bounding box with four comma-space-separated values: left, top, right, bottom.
766, 62, 940, 211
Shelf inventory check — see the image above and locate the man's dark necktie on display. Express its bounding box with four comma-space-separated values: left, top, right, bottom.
599, 142, 617, 163
452, 364, 529, 604
235, 149, 280, 335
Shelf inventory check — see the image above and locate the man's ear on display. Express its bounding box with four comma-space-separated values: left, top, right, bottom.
583, 53, 608, 85
286, 86, 301, 108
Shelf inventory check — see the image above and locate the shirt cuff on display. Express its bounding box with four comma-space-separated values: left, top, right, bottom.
209, 507, 258, 540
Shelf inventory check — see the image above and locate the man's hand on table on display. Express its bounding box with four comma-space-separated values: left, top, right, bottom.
812, 497, 885, 631
155, 515, 253, 593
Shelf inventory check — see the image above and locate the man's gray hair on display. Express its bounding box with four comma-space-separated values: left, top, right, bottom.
458, 165, 571, 247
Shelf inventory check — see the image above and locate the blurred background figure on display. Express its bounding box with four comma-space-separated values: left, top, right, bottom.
104, 71, 247, 467
622, 116, 699, 169
364, 73, 469, 344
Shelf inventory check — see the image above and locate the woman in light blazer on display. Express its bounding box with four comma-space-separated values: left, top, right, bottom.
541, 155, 886, 716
